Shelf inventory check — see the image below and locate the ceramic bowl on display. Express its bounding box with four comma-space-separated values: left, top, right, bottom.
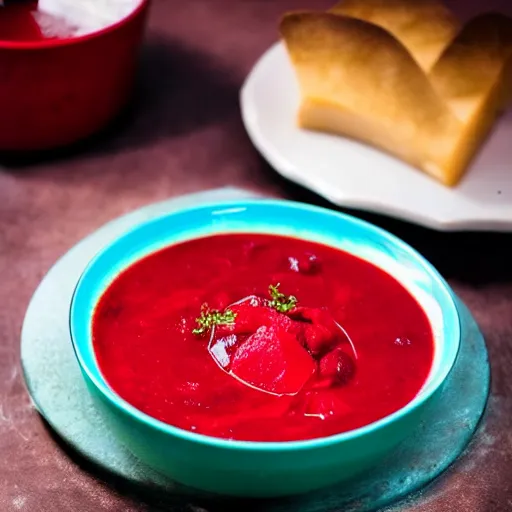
69, 199, 460, 498
0, 0, 149, 151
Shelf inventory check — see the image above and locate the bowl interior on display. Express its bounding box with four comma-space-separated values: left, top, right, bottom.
70, 199, 460, 448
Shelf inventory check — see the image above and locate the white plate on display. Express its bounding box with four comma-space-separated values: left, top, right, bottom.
240, 42, 512, 232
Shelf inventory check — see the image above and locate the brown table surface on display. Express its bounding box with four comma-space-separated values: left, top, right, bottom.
1, 0, 512, 510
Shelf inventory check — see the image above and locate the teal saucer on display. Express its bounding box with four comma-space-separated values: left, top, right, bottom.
21, 187, 489, 510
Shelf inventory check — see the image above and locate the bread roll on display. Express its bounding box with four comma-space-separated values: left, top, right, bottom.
280, 12, 462, 185
280, 7, 512, 186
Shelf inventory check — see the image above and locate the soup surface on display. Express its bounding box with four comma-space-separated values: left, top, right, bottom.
93, 233, 434, 442
0, 0, 140, 42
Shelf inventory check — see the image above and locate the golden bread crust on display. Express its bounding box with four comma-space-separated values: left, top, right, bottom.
280, 5, 512, 187
329, 0, 459, 70
280, 12, 461, 184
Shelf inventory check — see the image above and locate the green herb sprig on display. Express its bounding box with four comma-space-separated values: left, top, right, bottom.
192, 304, 237, 336
192, 284, 297, 336
267, 283, 298, 313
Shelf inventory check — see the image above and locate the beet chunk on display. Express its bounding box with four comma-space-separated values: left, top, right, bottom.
319, 348, 355, 385
291, 307, 340, 356
214, 305, 277, 337
216, 295, 294, 336
230, 325, 315, 395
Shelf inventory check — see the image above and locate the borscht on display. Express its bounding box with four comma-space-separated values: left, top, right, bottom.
92, 233, 434, 442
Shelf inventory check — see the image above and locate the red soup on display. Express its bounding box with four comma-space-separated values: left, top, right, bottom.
93, 233, 434, 442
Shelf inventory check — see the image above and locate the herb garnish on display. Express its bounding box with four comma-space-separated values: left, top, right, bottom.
192, 304, 237, 336
268, 283, 298, 313
192, 284, 297, 336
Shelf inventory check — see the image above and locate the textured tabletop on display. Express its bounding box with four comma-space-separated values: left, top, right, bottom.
1, 0, 511, 511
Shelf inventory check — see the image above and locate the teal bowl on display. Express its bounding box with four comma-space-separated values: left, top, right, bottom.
69, 199, 460, 498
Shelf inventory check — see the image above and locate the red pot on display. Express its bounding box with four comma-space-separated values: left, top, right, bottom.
0, 1, 150, 151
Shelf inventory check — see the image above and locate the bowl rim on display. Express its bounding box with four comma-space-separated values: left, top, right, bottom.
0, 0, 149, 51
69, 198, 461, 452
